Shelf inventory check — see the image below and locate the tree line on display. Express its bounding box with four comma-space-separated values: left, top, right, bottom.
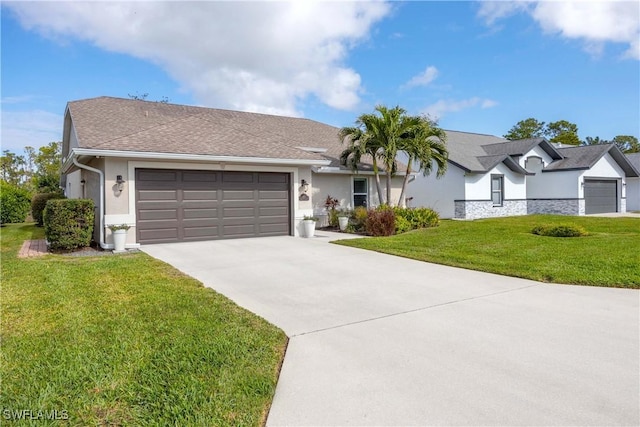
1, 141, 63, 194
504, 118, 639, 153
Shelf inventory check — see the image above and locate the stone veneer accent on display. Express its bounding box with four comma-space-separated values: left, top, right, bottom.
455, 197, 625, 219
527, 199, 582, 216
454, 200, 527, 220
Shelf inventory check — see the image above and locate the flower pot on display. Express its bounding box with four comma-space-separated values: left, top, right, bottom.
338, 216, 349, 231
303, 219, 316, 238
113, 229, 127, 251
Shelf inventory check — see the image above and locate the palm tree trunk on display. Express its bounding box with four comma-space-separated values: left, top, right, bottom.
397, 157, 413, 207
372, 158, 384, 205
386, 171, 392, 206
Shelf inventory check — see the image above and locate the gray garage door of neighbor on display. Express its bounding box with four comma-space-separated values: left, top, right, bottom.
136, 169, 291, 244
584, 179, 618, 214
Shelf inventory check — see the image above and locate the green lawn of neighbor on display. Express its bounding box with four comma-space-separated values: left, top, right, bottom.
335, 215, 640, 288
1, 223, 287, 426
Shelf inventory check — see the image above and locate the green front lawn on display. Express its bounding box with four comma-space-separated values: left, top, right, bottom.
335, 215, 640, 288
1, 224, 286, 426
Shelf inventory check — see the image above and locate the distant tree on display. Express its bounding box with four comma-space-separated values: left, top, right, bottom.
581, 136, 609, 146
611, 135, 640, 153
1, 150, 26, 186
128, 92, 149, 101
544, 120, 580, 145
128, 92, 170, 103
503, 118, 546, 140
32, 142, 63, 193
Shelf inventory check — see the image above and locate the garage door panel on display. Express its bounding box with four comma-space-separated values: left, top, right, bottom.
136, 169, 289, 243
224, 207, 256, 217
259, 173, 288, 183
138, 209, 177, 221
138, 170, 178, 183
138, 190, 179, 201
223, 172, 254, 182
183, 190, 218, 200
182, 171, 218, 183
259, 190, 289, 199
223, 224, 256, 236
183, 208, 218, 219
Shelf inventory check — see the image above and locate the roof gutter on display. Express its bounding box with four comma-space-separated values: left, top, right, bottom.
72, 157, 107, 249
70, 148, 331, 166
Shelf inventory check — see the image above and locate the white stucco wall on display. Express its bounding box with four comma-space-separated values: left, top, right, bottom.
407, 163, 465, 219
311, 172, 404, 224
521, 146, 555, 169
64, 170, 83, 199
465, 163, 526, 201
528, 170, 581, 199
627, 178, 640, 211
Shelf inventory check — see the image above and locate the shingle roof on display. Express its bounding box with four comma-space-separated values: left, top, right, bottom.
626, 153, 640, 172
67, 97, 414, 172
545, 144, 639, 176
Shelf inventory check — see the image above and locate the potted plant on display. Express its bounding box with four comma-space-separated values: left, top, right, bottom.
337, 211, 349, 231
108, 224, 130, 252
302, 215, 318, 238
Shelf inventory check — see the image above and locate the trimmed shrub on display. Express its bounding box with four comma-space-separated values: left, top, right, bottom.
351, 206, 368, 232
394, 215, 412, 234
43, 199, 95, 250
532, 224, 588, 238
0, 181, 31, 224
31, 192, 65, 226
365, 207, 396, 237
393, 207, 440, 230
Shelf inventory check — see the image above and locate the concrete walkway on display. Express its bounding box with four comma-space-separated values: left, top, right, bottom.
142, 231, 639, 426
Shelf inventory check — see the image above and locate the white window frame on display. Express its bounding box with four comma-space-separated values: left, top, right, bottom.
353, 177, 368, 208
491, 174, 504, 207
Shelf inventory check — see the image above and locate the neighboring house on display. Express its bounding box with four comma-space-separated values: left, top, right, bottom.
626, 153, 640, 211
61, 97, 405, 248
406, 131, 639, 219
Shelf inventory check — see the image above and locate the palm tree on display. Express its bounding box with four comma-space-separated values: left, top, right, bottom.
340, 105, 448, 206
339, 120, 385, 204
397, 117, 448, 206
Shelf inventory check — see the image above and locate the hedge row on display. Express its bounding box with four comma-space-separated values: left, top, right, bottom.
43, 199, 95, 250
343, 206, 440, 237
0, 181, 31, 224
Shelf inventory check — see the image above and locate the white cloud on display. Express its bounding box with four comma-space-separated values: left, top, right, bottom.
403, 66, 439, 89
6, 1, 391, 116
1, 110, 63, 152
477, 1, 640, 60
422, 97, 498, 120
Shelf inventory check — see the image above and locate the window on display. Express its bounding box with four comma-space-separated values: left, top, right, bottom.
353, 178, 368, 207
491, 175, 503, 206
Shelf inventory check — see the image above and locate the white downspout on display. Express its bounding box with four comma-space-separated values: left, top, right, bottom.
72, 158, 107, 249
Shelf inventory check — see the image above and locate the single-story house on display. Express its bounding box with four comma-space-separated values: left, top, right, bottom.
405, 131, 640, 219
626, 153, 640, 212
61, 96, 405, 248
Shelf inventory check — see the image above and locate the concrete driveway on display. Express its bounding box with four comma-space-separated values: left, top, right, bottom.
142, 231, 639, 426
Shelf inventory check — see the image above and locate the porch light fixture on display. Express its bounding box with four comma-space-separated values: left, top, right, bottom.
300, 179, 309, 192
116, 175, 125, 192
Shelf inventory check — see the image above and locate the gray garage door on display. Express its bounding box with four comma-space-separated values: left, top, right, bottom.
584, 179, 617, 214
136, 169, 290, 244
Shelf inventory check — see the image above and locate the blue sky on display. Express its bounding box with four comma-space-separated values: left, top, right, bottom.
2, 1, 639, 153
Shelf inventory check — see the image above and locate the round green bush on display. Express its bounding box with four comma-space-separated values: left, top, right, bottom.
532, 224, 588, 238
0, 181, 31, 224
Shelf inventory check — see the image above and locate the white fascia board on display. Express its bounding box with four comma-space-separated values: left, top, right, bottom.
312, 166, 407, 176
296, 146, 328, 153
68, 148, 331, 167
